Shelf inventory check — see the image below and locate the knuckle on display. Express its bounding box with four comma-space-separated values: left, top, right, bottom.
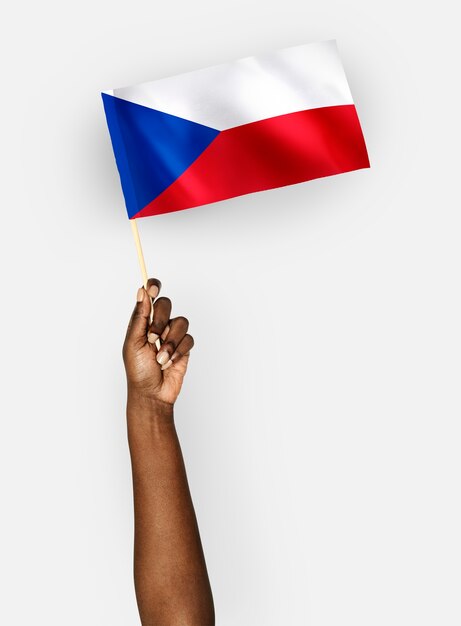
163, 340, 176, 353
176, 315, 189, 328
173, 334, 194, 360
155, 296, 171, 308
150, 320, 165, 333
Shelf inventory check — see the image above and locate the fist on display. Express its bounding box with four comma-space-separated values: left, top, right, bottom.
123, 278, 194, 406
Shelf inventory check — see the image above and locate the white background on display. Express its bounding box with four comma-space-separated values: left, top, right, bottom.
1, 1, 460, 624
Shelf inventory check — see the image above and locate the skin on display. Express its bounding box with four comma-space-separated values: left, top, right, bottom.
123, 277, 215, 626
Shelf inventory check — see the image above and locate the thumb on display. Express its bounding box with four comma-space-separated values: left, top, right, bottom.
125, 287, 152, 348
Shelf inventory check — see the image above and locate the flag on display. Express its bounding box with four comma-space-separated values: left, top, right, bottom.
102, 40, 369, 219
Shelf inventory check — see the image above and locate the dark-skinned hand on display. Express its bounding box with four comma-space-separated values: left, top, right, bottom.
123, 278, 194, 407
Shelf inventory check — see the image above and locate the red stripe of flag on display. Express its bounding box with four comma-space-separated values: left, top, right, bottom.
133, 104, 370, 219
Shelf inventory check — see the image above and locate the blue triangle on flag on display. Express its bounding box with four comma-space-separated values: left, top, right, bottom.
102, 94, 220, 218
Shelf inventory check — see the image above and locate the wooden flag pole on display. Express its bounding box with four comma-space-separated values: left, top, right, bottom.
130, 218, 148, 289
130, 218, 158, 333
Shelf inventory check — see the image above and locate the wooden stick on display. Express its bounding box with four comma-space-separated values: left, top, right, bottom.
130, 218, 148, 288
130, 218, 157, 333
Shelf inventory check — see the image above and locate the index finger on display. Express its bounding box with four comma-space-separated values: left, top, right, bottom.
146, 278, 162, 301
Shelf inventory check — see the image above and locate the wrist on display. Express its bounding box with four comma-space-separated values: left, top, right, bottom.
127, 386, 174, 422
126, 389, 177, 462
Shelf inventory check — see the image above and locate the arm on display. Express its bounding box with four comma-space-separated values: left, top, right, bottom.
123, 278, 215, 626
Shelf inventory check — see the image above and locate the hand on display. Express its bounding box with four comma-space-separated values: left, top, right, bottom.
123, 278, 194, 407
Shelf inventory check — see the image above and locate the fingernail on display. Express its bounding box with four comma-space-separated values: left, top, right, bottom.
148, 285, 159, 299
156, 350, 170, 366
161, 325, 170, 340
161, 359, 173, 371
136, 288, 144, 303
147, 332, 159, 344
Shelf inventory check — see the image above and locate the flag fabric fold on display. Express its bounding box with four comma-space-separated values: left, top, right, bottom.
102, 40, 370, 219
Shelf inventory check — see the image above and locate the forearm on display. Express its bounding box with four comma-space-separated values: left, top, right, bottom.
127, 390, 214, 626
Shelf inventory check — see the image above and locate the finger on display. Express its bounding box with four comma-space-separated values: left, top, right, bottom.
147, 297, 172, 345
124, 287, 152, 348
145, 277, 162, 301
161, 333, 194, 371
156, 317, 189, 366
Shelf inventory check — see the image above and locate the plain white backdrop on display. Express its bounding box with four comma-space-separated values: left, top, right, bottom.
1, 1, 460, 624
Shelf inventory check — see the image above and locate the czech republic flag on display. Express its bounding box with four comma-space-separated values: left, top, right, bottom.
102, 40, 370, 219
